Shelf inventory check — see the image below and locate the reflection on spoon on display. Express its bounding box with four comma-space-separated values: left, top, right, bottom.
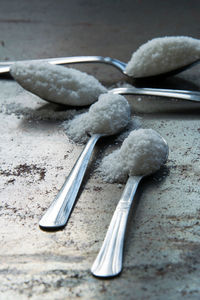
39, 93, 131, 229
91, 129, 169, 277
1, 36, 200, 80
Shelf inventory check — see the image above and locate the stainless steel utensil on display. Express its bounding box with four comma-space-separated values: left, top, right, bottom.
2, 57, 200, 103
91, 137, 169, 278
0, 56, 199, 80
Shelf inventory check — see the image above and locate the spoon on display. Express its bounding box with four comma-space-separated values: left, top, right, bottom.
91, 136, 168, 278
39, 93, 131, 229
6, 60, 200, 104
0, 55, 200, 80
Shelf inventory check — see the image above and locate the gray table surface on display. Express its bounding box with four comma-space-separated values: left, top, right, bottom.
0, 1, 200, 299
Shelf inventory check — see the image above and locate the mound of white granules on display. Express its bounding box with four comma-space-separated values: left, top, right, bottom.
64, 93, 131, 143
125, 36, 200, 77
10, 62, 107, 106
98, 128, 168, 183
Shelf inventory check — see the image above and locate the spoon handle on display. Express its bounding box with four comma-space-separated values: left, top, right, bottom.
111, 87, 200, 102
91, 175, 142, 278
0, 56, 126, 75
39, 134, 101, 230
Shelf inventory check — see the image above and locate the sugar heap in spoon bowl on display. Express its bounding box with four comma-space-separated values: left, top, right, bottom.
64, 93, 131, 143
10, 62, 107, 106
98, 128, 168, 183
125, 36, 200, 78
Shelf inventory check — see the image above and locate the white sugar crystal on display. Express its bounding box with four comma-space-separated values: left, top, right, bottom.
64, 93, 131, 143
98, 129, 168, 183
125, 36, 200, 77
10, 62, 107, 106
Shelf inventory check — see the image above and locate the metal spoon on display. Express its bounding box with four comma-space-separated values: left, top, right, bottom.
0, 56, 200, 80
91, 137, 168, 278
39, 90, 131, 230
2, 58, 200, 103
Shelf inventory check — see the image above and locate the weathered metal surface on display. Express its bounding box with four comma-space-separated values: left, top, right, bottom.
0, 1, 200, 299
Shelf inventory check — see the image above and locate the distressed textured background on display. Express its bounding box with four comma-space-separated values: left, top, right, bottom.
0, 0, 200, 299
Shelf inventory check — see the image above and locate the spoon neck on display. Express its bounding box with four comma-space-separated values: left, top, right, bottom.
103, 57, 127, 72
120, 175, 143, 204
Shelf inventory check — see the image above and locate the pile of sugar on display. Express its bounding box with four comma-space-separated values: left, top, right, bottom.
125, 36, 200, 77
98, 128, 168, 183
10, 62, 107, 106
63, 93, 131, 143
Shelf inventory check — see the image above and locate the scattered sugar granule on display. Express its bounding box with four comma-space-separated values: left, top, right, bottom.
98, 128, 168, 183
0, 101, 83, 121
125, 36, 200, 77
63, 93, 131, 143
10, 62, 107, 106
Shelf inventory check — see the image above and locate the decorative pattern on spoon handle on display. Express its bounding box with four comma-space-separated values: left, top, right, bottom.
91, 175, 142, 277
